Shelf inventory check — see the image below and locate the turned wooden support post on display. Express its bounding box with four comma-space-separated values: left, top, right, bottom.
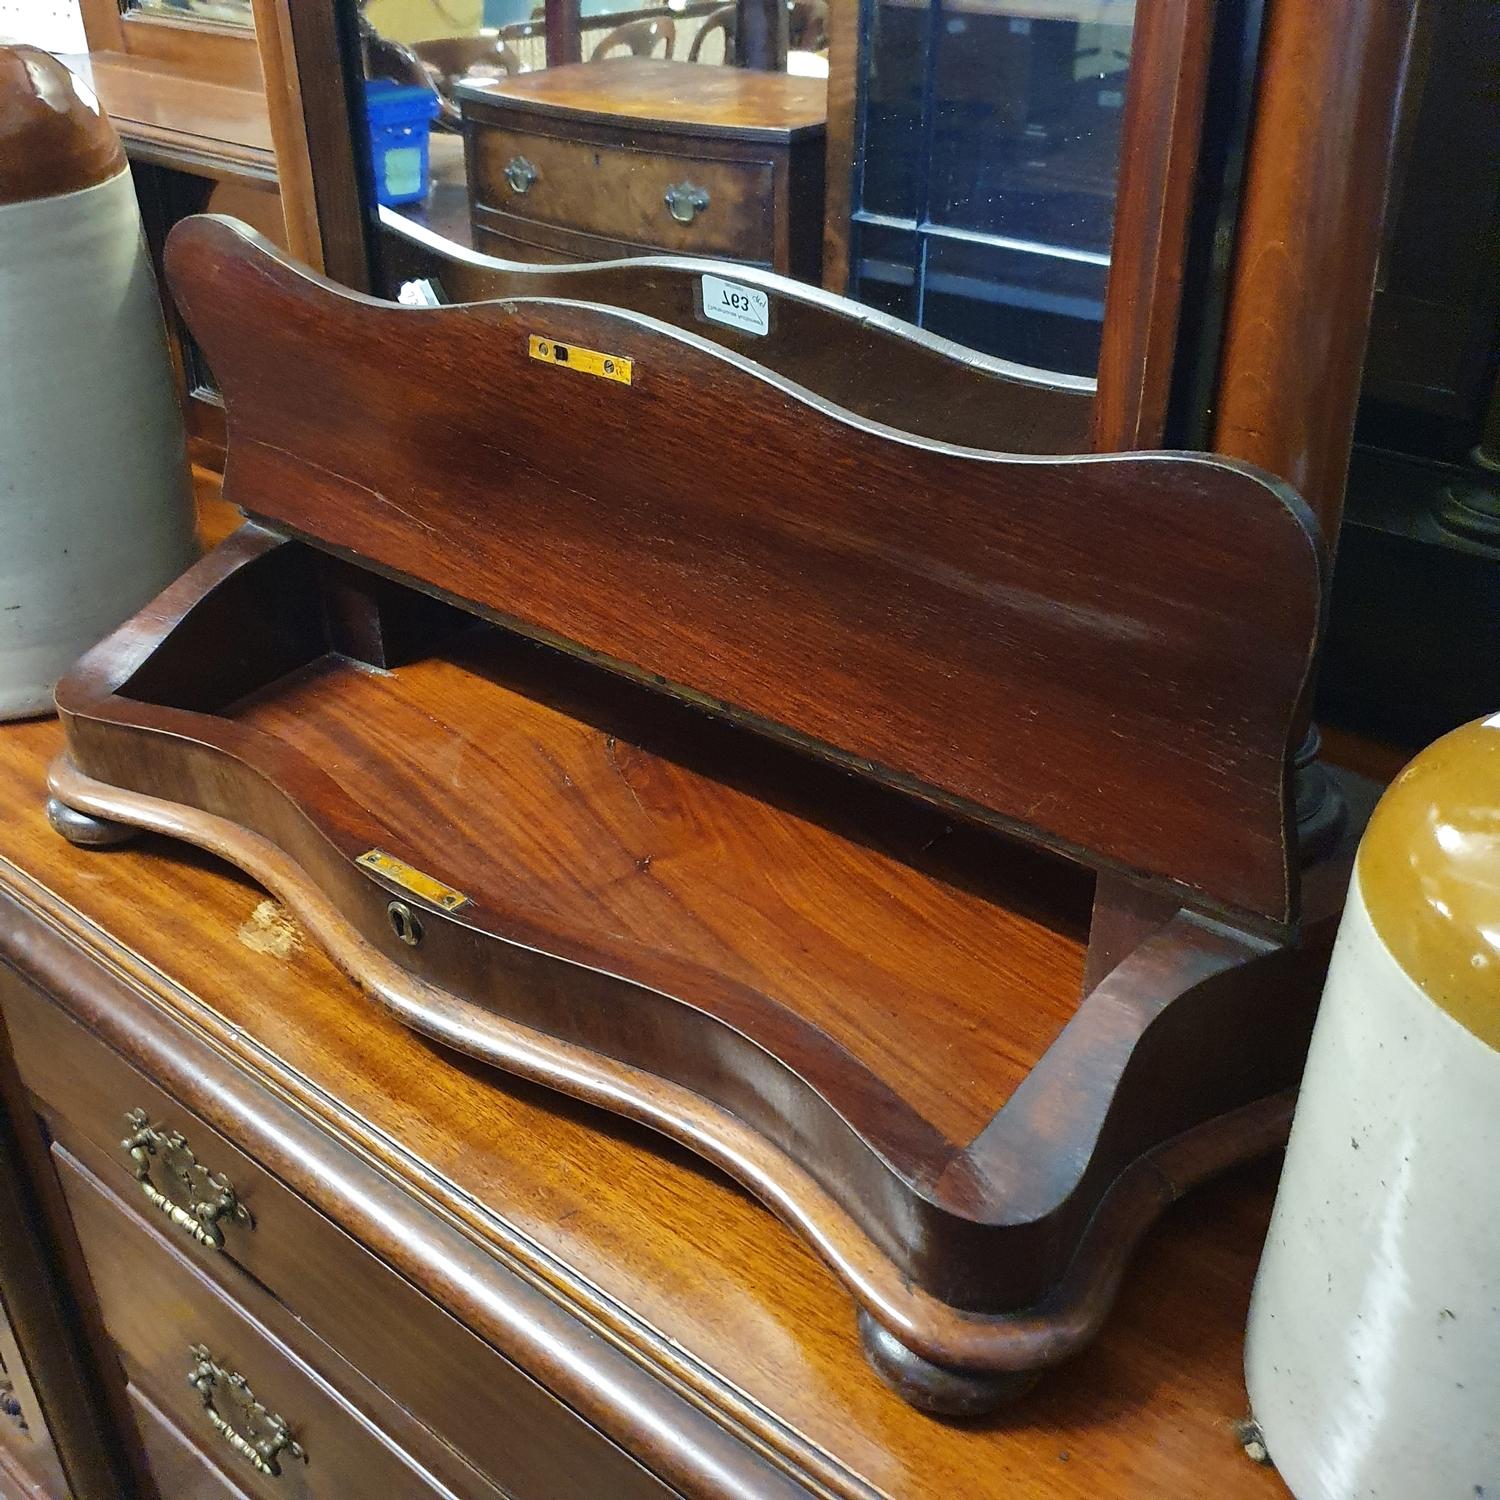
1212, 0, 1418, 545
1211, 0, 1419, 852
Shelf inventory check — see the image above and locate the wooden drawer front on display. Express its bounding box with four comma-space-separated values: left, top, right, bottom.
127, 1383, 251, 1500
470, 123, 775, 258
54, 1147, 447, 1500
0, 975, 674, 1500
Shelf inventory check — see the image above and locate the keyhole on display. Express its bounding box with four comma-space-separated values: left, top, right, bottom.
387, 900, 423, 947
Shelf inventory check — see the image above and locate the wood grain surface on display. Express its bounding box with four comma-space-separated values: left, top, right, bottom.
228, 635, 1089, 1151
4, 971, 670, 1500
1213, 0, 1418, 535
1091, 0, 1214, 451
165, 216, 1324, 931
56, 52, 276, 184
456, 58, 827, 139
468, 123, 776, 257
0, 713, 1292, 1498
54, 1145, 471, 1499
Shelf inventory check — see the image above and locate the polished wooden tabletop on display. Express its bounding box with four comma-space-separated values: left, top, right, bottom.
0, 489, 1340, 1497
0, 716, 1292, 1499
457, 58, 828, 139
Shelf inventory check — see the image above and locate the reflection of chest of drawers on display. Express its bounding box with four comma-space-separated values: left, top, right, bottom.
457, 59, 826, 279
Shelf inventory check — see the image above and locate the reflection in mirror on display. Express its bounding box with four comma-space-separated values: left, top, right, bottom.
348, 0, 1148, 436
850, 0, 1135, 374
358, 0, 829, 278
122, 0, 253, 21
381, 207, 1095, 449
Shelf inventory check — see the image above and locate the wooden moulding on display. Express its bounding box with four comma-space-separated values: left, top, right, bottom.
50, 215, 1360, 1413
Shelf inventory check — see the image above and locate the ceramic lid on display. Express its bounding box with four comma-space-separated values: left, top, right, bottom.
1359, 712, 1500, 1049
0, 45, 125, 206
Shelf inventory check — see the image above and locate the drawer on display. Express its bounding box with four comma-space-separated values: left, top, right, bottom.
54, 1145, 449, 1500
0, 971, 674, 1500
127, 1382, 251, 1500
469, 122, 776, 259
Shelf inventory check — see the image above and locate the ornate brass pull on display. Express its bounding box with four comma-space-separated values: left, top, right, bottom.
121, 1109, 252, 1251
663, 181, 710, 224
187, 1346, 305, 1478
504, 155, 538, 193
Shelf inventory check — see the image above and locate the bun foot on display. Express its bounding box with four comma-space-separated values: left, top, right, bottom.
857, 1309, 1040, 1416
46, 797, 139, 848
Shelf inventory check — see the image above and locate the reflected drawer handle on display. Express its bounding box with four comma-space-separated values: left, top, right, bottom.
121, 1109, 252, 1251
664, 182, 710, 224
188, 1346, 306, 1478
504, 155, 538, 193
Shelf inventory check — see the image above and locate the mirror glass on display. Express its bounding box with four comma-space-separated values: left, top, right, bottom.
353, 0, 1140, 409
124, 0, 254, 24
851, 2, 1134, 374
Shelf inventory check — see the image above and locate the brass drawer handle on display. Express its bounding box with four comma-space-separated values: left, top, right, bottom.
121, 1109, 252, 1251
187, 1346, 306, 1478
504, 155, 538, 193
664, 181, 710, 224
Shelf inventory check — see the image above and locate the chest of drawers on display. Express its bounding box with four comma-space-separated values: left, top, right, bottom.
457, 59, 826, 279
0, 712, 1289, 1500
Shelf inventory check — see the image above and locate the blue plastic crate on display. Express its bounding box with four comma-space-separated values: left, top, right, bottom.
364, 80, 441, 207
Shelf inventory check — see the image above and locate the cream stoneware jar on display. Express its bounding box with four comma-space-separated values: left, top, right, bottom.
0, 46, 196, 720
1245, 713, 1500, 1500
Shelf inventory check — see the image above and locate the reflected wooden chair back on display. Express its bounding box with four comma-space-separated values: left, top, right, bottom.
412, 34, 524, 91
405, 34, 522, 129
590, 16, 676, 61
687, 5, 736, 63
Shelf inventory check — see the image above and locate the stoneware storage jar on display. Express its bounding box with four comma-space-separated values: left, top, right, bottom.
1245, 713, 1499, 1499
0, 46, 195, 720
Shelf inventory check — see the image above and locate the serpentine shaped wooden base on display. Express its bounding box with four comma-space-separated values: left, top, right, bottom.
46, 529, 1367, 1413
49, 758, 1306, 1416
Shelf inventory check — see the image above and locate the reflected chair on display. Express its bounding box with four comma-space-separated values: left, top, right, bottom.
590, 16, 676, 61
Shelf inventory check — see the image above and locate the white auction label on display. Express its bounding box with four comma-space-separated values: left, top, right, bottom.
701, 274, 770, 336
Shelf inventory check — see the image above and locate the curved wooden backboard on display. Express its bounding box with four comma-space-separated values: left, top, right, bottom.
167, 215, 1324, 930
377, 208, 1096, 454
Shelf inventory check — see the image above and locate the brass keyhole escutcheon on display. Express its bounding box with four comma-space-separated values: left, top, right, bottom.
388, 900, 423, 946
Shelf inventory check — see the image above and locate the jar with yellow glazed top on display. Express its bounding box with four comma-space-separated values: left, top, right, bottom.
1245, 713, 1500, 1499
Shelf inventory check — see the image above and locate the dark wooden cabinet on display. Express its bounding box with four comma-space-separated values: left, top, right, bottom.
459, 59, 826, 278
